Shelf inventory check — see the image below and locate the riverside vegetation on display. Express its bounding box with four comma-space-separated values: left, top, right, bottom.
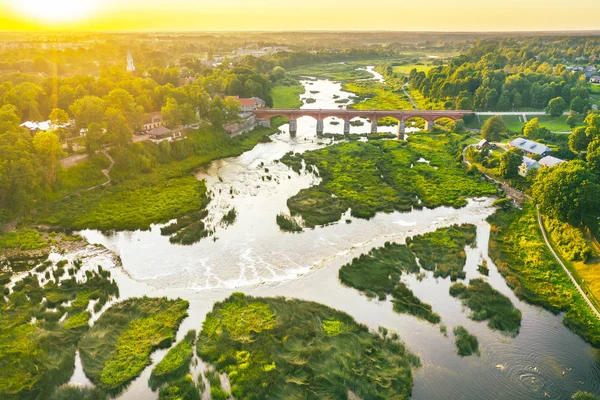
197, 293, 420, 400
453, 326, 480, 357
449, 278, 522, 336
281, 133, 497, 228
150, 330, 201, 400
78, 297, 189, 392
0, 258, 119, 399
339, 225, 476, 323
488, 204, 600, 346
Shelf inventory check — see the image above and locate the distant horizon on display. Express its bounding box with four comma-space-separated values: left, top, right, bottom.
2, 0, 599, 32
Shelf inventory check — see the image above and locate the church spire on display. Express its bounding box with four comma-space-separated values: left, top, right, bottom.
127, 50, 135, 73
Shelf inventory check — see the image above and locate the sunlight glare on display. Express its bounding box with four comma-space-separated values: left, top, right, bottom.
9, 0, 98, 23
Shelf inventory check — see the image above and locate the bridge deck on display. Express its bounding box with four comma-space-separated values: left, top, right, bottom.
254, 108, 472, 121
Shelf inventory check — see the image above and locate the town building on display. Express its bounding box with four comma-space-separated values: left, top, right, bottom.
538, 155, 565, 168
234, 97, 266, 112
143, 112, 163, 132
590, 75, 600, 84
585, 65, 598, 79
147, 125, 187, 143
519, 156, 540, 177
475, 139, 490, 150
509, 137, 552, 156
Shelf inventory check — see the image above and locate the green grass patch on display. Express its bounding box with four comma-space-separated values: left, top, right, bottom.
290, 63, 374, 81
197, 293, 420, 400
281, 133, 497, 228
488, 204, 600, 346
0, 228, 47, 251
271, 84, 305, 109
449, 279, 522, 336
453, 326, 479, 357
79, 297, 189, 392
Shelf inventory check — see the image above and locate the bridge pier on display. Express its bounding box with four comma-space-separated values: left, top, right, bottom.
316, 119, 324, 136
343, 120, 351, 135
289, 119, 297, 137
397, 119, 406, 139
425, 120, 435, 131
370, 118, 378, 134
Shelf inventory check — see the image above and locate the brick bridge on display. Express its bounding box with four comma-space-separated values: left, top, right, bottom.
254, 109, 472, 136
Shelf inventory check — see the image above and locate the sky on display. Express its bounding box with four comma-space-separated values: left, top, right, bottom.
0, 0, 599, 32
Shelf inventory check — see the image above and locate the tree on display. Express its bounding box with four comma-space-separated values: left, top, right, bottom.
584, 112, 600, 139
499, 148, 523, 178
532, 160, 600, 224
545, 97, 567, 117
161, 98, 182, 129
481, 115, 505, 141
49, 108, 69, 126
70, 96, 106, 131
32, 130, 63, 186
523, 118, 540, 139
569, 126, 591, 153
271, 66, 286, 81
570, 97, 587, 114
85, 122, 104, 155
566, 111, 577, 128
587, 140, 600, 176
104, 108, 132, 147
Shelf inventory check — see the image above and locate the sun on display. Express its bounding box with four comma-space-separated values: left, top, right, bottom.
9, 0, 98, 23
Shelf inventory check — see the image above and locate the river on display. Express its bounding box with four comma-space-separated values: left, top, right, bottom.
70, 67, 600, 399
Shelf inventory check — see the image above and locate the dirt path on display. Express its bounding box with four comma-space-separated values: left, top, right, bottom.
402, 83, 418, 110
87, 150, 115, 190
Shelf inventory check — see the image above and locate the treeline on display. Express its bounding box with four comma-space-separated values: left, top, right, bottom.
409, 37, 598, 112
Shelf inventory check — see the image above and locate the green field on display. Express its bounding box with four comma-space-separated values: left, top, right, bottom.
271, 84, 305, 108
467, 114, 579, 133
393, 64, 435, 76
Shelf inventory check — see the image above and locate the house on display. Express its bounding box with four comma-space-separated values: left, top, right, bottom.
143, 112, 163, 132
147, 125, 187, 143
585, 65, 598, 79
475, 139, 490, 150
519, 156, 540, 177
538, 155, 565, 168
590, 75, 600, 84
235, 97, 266, 112
20, 120, 51, 133
509, 137, 552, 156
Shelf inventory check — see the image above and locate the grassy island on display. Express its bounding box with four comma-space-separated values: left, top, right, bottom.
449, 279, 522, 336
197, 293, 420, 400
407, 224, 477, 280
0, 258, 119, 399
453, 326, 480, 357
488, 205, 600, 346
280, 134, 497, 228
79, 297, 189, 392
